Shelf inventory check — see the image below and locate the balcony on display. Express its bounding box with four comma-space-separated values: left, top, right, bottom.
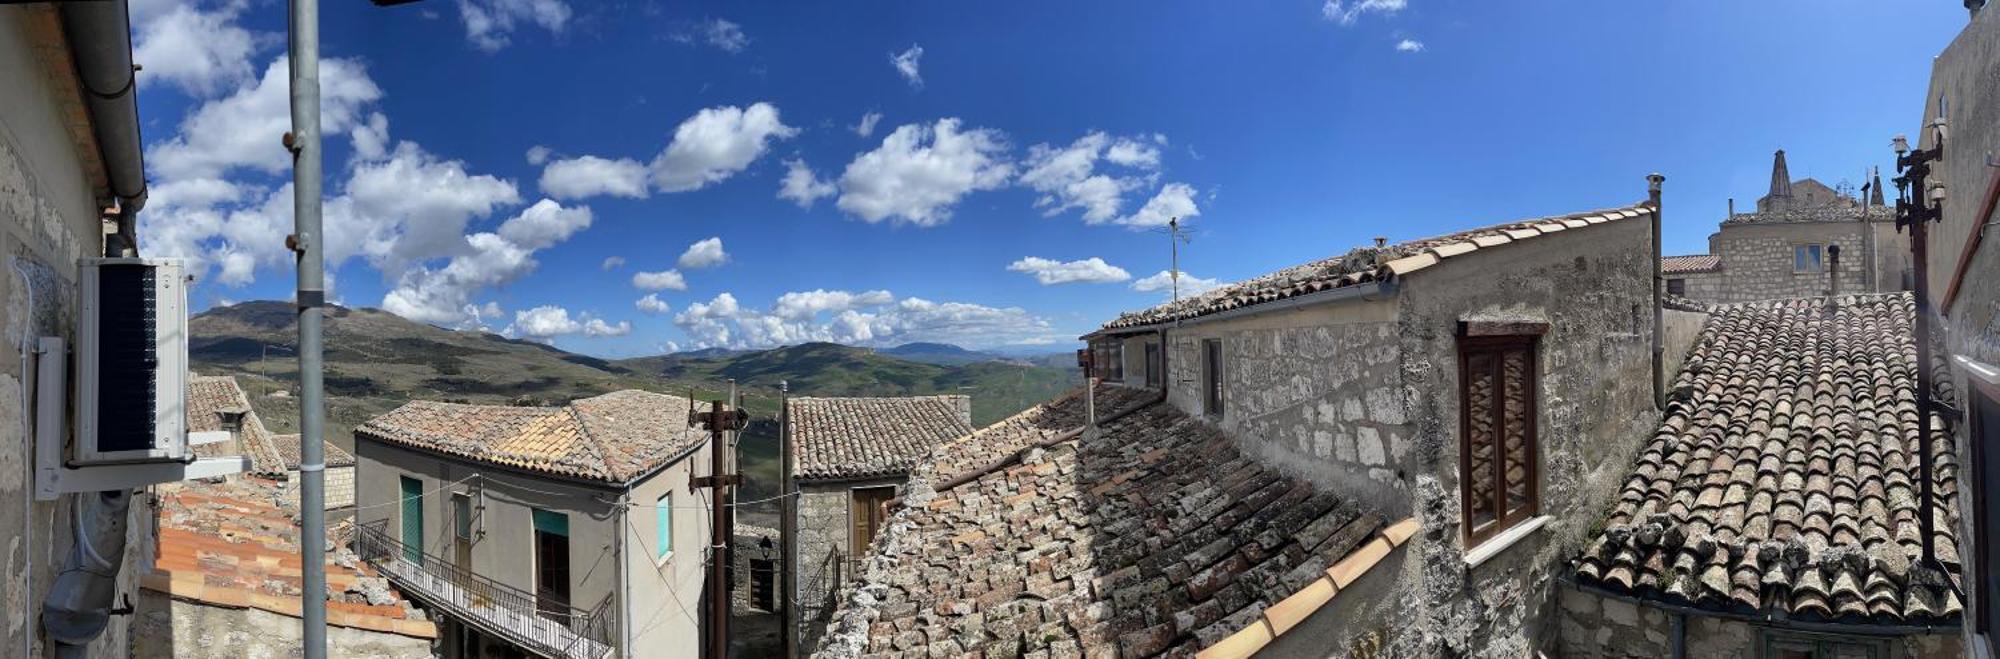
351, 524, 614, 659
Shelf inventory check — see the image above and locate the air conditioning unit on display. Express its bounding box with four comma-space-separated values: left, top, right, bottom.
74, 257, 188, 464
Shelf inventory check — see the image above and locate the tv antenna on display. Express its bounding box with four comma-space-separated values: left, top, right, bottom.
1162, 217, 1194, 303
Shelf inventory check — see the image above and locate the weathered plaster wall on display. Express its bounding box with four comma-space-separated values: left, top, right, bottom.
132, 594, 433, 659
1922, 6, 2000, 655
1712, 222, 1873, 303
1556, 585, 1961, 659
1661, 307, 1709, 383
0, 7, 146, 657
1161, 300, 1412, 513
1384, 215, 1660, 657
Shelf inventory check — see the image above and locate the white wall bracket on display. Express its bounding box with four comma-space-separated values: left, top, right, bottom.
33, 337, 247, 501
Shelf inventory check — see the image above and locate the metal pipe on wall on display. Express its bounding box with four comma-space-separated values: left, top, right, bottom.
1649, 174, 1666, 411
780, 381, 797, 658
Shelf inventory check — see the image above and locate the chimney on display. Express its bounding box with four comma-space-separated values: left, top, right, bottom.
1769, 149, 1793, 199
1373, 236, 1387, 248
1827, 244, 1841, 300
1727, 197, 1734, 218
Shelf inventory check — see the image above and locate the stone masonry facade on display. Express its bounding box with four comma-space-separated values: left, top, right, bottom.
1711, 224, 1874, 303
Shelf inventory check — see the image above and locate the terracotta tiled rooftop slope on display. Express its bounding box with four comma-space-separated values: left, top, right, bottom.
145, 477, 437, 638
821, 402, 1383, 657
789, 395, 973, 481
187, 375, 288, 474
926, 383, 1157, 482
357, 390, 707, 483
1101, 203, 1655, 330
1661, 254, 1722, 274
1574, 293, 1962, 623
269, 433, 356, 469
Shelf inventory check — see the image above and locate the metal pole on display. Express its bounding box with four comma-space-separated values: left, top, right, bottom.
706, 398, 731, 659
1648, 174, 1665, 411
778, 381, 797, 659
1169, 217, 1181, 304
285, 0, 329, 654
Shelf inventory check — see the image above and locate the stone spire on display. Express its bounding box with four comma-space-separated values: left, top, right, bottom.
1768, 149, 1793, 200
1869, 166, 1885, 206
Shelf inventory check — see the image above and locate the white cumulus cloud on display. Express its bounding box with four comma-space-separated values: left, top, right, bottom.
1007, 257, 1131, 285
148, 56, 382, 180
583, 317, 632, 337
132, 0, 262, 95
853, 112, 883, 137
649, 102, 798, 193
705, 18, 748, 52
525, 145, 552, 165
1019, 131, 1163, 224
890, 44, 924, 88
601, 255, 626, 270
458, 0, 571, 52
677, 237, 729, 269
1396, 39, 1424, 52
777, 159, 837, 209
1132, 270, 1225, 297
673, 289, 1055, 350
1321, 0, 1406, 25
539, 155, 650, 199
636, 293, 671, 314
633, 269, 688, 291
836, 118, 1012, 226
1117, 182, 1200, 229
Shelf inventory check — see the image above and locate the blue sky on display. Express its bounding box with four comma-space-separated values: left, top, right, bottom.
132, 0, 1970, 357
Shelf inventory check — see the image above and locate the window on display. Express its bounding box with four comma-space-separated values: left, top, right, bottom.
1459, 334, 1538, 545
1794, 244, 1825, 273
1092, 340, 1123, 382
398, 476, 423, 562
532, 509, 571, 620
850, 486, 896, 553
1666, 278, 1686, 296
1762, 629, 1892, 658
451, 492, 474, 569
1973, 381, 2000, 652
1202, 339, 1224, 417
655, 493, 673, 559
1143, 343, 1161, 388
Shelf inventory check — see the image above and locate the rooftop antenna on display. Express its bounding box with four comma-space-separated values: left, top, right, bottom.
1164, 216, 1193, 303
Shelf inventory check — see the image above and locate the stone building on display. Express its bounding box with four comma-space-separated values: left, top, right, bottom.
784, 395, 973, 646
2, 3, 157, 656
1664, 150, 1911, 305
187, 374, 356, 511
352, 390, 713, 659
819, 190, 1678, 657
1565, 294, 1961, 657
1915, 5, 2000, 656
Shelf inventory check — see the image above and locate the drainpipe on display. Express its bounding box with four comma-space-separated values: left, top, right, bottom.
43, 490, 133, 659
1828, 244, 1842, 301
1669, 611, 1687, 659
1649, 174, 1666, 411
56, 0, 148, 257
779, 381, 796, 659
616, 495, 632, 659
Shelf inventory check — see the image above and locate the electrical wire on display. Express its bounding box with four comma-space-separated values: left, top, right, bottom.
345, 474, 479, 513
620, 515, 706, 640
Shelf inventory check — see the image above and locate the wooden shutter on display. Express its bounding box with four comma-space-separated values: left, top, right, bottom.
1459, 335, 1538, 545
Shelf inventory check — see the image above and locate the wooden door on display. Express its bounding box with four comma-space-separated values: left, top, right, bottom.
849, 487, 895, 554
532, 509, 571, 620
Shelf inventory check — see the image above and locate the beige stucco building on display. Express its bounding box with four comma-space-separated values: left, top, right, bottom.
352, 390, 713, 658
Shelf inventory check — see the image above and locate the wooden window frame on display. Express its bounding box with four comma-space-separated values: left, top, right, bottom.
1968, 369, 2000, 655
1457, 333, 1540, 547
1143, 342, 1161, 388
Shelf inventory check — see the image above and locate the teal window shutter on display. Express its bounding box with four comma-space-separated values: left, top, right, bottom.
656, 495, 672, 557
532, 508, 569, 537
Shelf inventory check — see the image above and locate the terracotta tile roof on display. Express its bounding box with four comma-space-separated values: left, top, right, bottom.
817, 402, 1384, 657
186, 375, 287, 475
1098, 203, 1655, 331
1662, 254, 1722, 274
145, 477, 437, 639
926, 384, 1157, 482
1574, 293, 1962, 624
356, 390, 708, 484
788, 395, 973, 481
268, 433, 356, 470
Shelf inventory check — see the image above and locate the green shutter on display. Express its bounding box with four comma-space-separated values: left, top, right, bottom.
532, 508, 569, 537
655, 495, 672, 557
399, 476, 423, 562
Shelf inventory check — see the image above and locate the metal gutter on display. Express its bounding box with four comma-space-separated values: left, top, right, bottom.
56, 0, 147, 255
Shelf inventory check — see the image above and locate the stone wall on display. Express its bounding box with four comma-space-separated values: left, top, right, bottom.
1383, 214, 1660, 656
1668, 269, 1726, 302
795, 475, 903, 648
732, 524, 781, 614
1556, 585, 1961, 659
132, 594, 434, 659
1924, 6, 2000, 654
1, 8, 149, 657
1712, 222, 1872, 303
1161, 301, 1411, 512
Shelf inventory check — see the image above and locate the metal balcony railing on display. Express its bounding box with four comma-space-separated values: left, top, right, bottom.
350, 524, 614, 659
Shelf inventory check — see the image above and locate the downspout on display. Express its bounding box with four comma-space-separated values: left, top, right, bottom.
1669, 611, 1686, 659
1649, 174, 1666, 411
616, 495, 632, 659
43, 490, 133, 659
57, 0, 148, 257
779, 382, 797, 659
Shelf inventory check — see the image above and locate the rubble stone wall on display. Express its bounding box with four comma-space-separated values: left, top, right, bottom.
132, 594, 433, 658
1555, 585, 1960, 659
1712, 222, 1873, 303
795, 475, 903, 647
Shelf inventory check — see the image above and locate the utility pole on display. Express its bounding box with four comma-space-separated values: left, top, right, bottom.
1892, 130, 1943, 573
778, 381, 797, 659
691, 391, 747, 658
1167, 217, 1188, 304
283, 0, 329, 654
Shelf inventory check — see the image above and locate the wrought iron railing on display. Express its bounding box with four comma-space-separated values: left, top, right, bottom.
798, 547, 844, 624
351, 524, 614, 659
